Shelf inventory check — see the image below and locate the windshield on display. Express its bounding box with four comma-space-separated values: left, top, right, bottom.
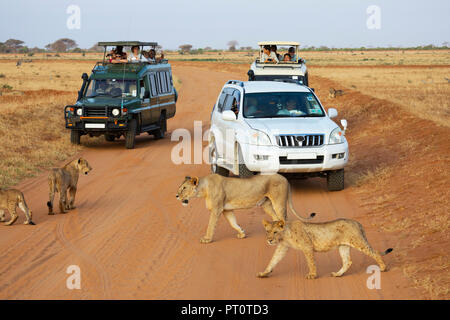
243, 92, 325, 118
85, 79, 138, 98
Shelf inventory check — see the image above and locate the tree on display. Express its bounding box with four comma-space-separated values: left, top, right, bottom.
49, 38, 78, 52
227, 40, 239, 51
3, 39, 25, 53
179, 44, 193, 54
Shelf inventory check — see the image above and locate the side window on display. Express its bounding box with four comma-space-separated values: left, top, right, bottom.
149, 74, 158, 97
139, 78, 146, 99
223, 94, 235, 112
217, 91, 227, 113
159, 72, 168, 93
232, 90, 241, 114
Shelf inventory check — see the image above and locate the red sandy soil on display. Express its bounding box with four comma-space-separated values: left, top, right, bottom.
0, 62, 446, 299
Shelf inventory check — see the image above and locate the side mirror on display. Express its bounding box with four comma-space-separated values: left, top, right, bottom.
340, 119, 347, 134
81, 73, 88, 81
328, 108, 338, 118
222, 110, 237, 121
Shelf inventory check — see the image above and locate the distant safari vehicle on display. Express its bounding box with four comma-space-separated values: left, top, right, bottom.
65, 41, 177, 149
248, 41, 309, 86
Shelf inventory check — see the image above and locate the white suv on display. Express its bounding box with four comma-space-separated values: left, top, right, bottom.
208, 80, 349, 191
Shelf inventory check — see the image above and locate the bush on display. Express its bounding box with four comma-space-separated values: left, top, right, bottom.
2, 84, 13, 90
0, 74, 5, 78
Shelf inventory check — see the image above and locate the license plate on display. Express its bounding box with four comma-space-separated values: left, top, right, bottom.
85, 123, 105, 129
287, 153, 317, 160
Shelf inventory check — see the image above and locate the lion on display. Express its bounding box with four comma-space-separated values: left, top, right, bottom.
175, 174, 315, 244
258, 219, 393, 279
47, 158, 92, 214
329, 88, 344, 99
0, 189, 34, 226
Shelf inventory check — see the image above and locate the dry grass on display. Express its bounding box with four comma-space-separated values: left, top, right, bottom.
311, 66, 450, 127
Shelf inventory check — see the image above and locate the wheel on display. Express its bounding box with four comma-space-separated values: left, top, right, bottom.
209, 141, 229, 176
237, 146, 254, 178
125, 118, 137, 149
70, 130, 81, 145
153, 113, 167, 140
327, 169, 344, 191
105, 134, 115, 142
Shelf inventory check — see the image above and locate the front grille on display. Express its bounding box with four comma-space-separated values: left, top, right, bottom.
279, 155, 324, 165
84, 107, 108, 117
276, 134, 324, 148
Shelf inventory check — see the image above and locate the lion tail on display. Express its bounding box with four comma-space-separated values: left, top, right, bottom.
381, 248, 393, 256
287, 184, 316, 222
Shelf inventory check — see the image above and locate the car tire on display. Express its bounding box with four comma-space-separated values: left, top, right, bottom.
70, 130, 81, 145
237, 146, 254, 178
209, 141, 229, 176
327, 169, 344, 191
125, 118, 137, 149
153, 113, 167, 140
105, 134, 115, 142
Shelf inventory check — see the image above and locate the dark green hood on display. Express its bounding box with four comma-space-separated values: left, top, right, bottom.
76, 96, 140, 108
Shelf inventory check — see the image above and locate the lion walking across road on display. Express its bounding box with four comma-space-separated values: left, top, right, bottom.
258, 219, 392, 279
0, 189, 34, 226
47, 158, 92, 214
176, 174, 315, 244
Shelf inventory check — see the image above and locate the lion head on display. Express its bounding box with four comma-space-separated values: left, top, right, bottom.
262, 220, 285, 245
77, 158, 92, 175
176, 176, 199, 206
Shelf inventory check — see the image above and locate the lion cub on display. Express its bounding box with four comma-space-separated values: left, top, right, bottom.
258, 219, 392, 279
0, 189, 34, 226
47, 158, 92, 214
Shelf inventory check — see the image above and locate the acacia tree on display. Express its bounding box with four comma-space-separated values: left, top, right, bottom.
3, 39, 24, 53
227, 40, 239, 51
49, 38, 78, 52
179, 44, 192, 54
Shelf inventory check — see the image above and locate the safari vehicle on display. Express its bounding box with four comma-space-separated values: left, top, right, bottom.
247, 41, 309, 86
209, 80, 349, 191
65, 41, 177, 149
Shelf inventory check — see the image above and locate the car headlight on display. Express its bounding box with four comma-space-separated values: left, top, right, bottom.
76, 108, 83, 116
112, 108, 120, 116
248, 129, 272, 146
329, 127, 344, 144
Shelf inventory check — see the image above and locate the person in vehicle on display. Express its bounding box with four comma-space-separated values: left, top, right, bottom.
271, 45, 281, 61
128, 45, 148, 63
261, 45, 278, 63
283, 53, 291, 62
288, 46, 297, 62
110, 46, 127, 64
148, 49, 165, 63
277, 97, 307, 116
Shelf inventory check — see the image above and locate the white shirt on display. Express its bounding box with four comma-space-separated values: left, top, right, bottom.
128, 53, 149, 63
261, 51, 279, 63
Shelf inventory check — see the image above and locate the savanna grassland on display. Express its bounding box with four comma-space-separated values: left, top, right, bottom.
0, 50, 449, 298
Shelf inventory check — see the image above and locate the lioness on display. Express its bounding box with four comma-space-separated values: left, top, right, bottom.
258, 219, 392, 279
176, 174, 314, 244
329, 88, 344, 99
47, 158, 92, 214
0, 189, 34, 225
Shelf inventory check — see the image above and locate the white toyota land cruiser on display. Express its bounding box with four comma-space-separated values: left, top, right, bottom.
209, 80, 349, 191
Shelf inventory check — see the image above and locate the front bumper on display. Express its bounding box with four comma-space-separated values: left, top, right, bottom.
240, 141, 349, 174
65, 106, 128, 131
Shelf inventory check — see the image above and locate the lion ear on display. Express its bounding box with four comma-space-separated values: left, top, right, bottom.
78, 158, 82, 164
192, 177, 199, 186
185, 176, 191, 180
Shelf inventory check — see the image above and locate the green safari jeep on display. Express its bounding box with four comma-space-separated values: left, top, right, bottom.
65, 41, 177, 149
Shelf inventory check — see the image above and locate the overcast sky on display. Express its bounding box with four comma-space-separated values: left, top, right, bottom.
1, 0, 449, 49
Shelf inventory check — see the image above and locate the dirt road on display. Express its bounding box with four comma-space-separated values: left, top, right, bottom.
0, 64, 420, 299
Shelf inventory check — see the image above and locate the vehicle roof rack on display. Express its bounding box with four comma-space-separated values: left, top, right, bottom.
226, 80, 244, 87
273, 79, 304, 85
98, 41, 158, 47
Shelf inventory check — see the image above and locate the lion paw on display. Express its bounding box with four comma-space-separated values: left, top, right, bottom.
306, 273, 317, 279
331, 272, 342, 277
200, 237, 212, 244
237, 232, 246, 239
